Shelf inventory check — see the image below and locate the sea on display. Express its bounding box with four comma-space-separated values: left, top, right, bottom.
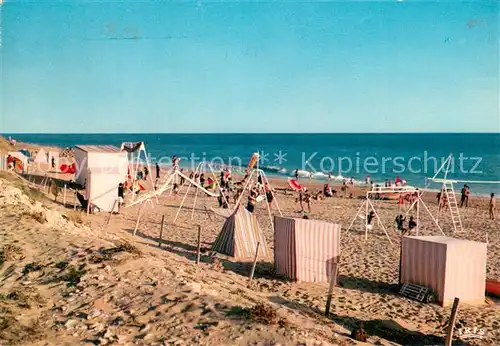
5, 133, 500, 196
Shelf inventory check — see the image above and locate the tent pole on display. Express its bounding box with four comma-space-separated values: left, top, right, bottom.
191, 186, 199, 220
416, 198, 420, 236
234, 169, 254, 211
190, 162, 203, 220
133, 204, 144, 236
419, 196, 446, 236
346, 200, 366, 234
365, 193, 369, 241
367, 198, 392, 245
142, 143, 158, 204
261, 170, 282, 217
173, 182, 193, 224
207, 163, 229, 207
262, 175, 274, 229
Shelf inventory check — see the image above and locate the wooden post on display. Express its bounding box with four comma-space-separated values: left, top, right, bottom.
63, 184, 67, 206
325, 260, 340, 316
106, 199, 118, 225
196, 225, 202, 264
248, 242, 261, 283
204, 205, 213, 221
445, 298, 460, 346
158, 215, 165, 248
133, 205, 144, 236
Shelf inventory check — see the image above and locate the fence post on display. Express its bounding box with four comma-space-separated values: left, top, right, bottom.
106, 199, 118, 225
158, 215, 165, 248
196, 225, 202, 264
445, 298, 460, 346
325, 259, 340, 316
63, 184, 67, 206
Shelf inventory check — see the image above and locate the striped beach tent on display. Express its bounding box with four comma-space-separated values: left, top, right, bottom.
401, 236, 487, 306
274, 216, 341, 282
211, 205, 271, 260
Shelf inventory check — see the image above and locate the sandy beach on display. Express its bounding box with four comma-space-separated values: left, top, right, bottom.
1, 139, 499, 346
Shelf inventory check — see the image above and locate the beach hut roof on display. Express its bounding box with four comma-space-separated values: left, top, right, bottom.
405, 236, 482, 245
75, 145, 121, 154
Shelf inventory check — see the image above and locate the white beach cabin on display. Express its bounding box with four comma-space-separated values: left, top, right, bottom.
85, 168, 123, 213
74, 145, 128, 186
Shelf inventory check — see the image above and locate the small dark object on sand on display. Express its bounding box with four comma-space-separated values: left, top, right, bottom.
351, 323, 368, 342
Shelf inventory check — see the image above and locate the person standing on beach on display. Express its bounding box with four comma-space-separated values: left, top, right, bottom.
489, 193, 496, 220
395, 214, 406, 234
294, 169, 299, 181
247, 189, 257, 213
460, 184, 470, 207
51, 156, 55, 169
220, 171, 225, 188
439, 188, 448, 211
408, 216, 417, 232
155, 163, 160, 180
341, 180, 348, 197
199, 173, 205, 188
366, 211, 375, 231
117, 183, 125, 210
303, 187, 311, 213
265, 182, 273, 206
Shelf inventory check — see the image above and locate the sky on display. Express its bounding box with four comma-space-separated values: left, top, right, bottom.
1, 0, 499, 133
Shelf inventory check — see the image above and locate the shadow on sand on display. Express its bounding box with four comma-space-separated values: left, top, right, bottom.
337, 274, 401, 296
126, 228, 279, 280
268, 295, 461, 346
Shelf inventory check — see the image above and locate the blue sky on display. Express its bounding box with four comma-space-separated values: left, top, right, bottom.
1, 0, 499, 133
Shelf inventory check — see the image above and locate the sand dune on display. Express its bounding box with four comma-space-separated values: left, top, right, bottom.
0, 169, 499, 345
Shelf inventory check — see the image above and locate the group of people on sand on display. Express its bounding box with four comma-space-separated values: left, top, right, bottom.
133, 159, 499, 221
436, 184, 496, 220
437, 183, 472, 210
394, 214, 417, 235
245, 173, 274, 213
385, 176, 407, 187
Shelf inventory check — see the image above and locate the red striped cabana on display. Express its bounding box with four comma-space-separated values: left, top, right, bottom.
274, 216, 341, 282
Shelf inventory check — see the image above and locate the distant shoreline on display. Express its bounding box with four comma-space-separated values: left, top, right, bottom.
7, 135, 499, 199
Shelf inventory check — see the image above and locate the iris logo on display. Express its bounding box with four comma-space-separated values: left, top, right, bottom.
456, 327, 486, 339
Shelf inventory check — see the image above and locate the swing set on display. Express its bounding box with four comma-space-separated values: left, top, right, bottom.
346, 186, 444, 245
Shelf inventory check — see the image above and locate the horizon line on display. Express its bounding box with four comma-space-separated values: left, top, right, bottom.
2, 132, 500, 135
